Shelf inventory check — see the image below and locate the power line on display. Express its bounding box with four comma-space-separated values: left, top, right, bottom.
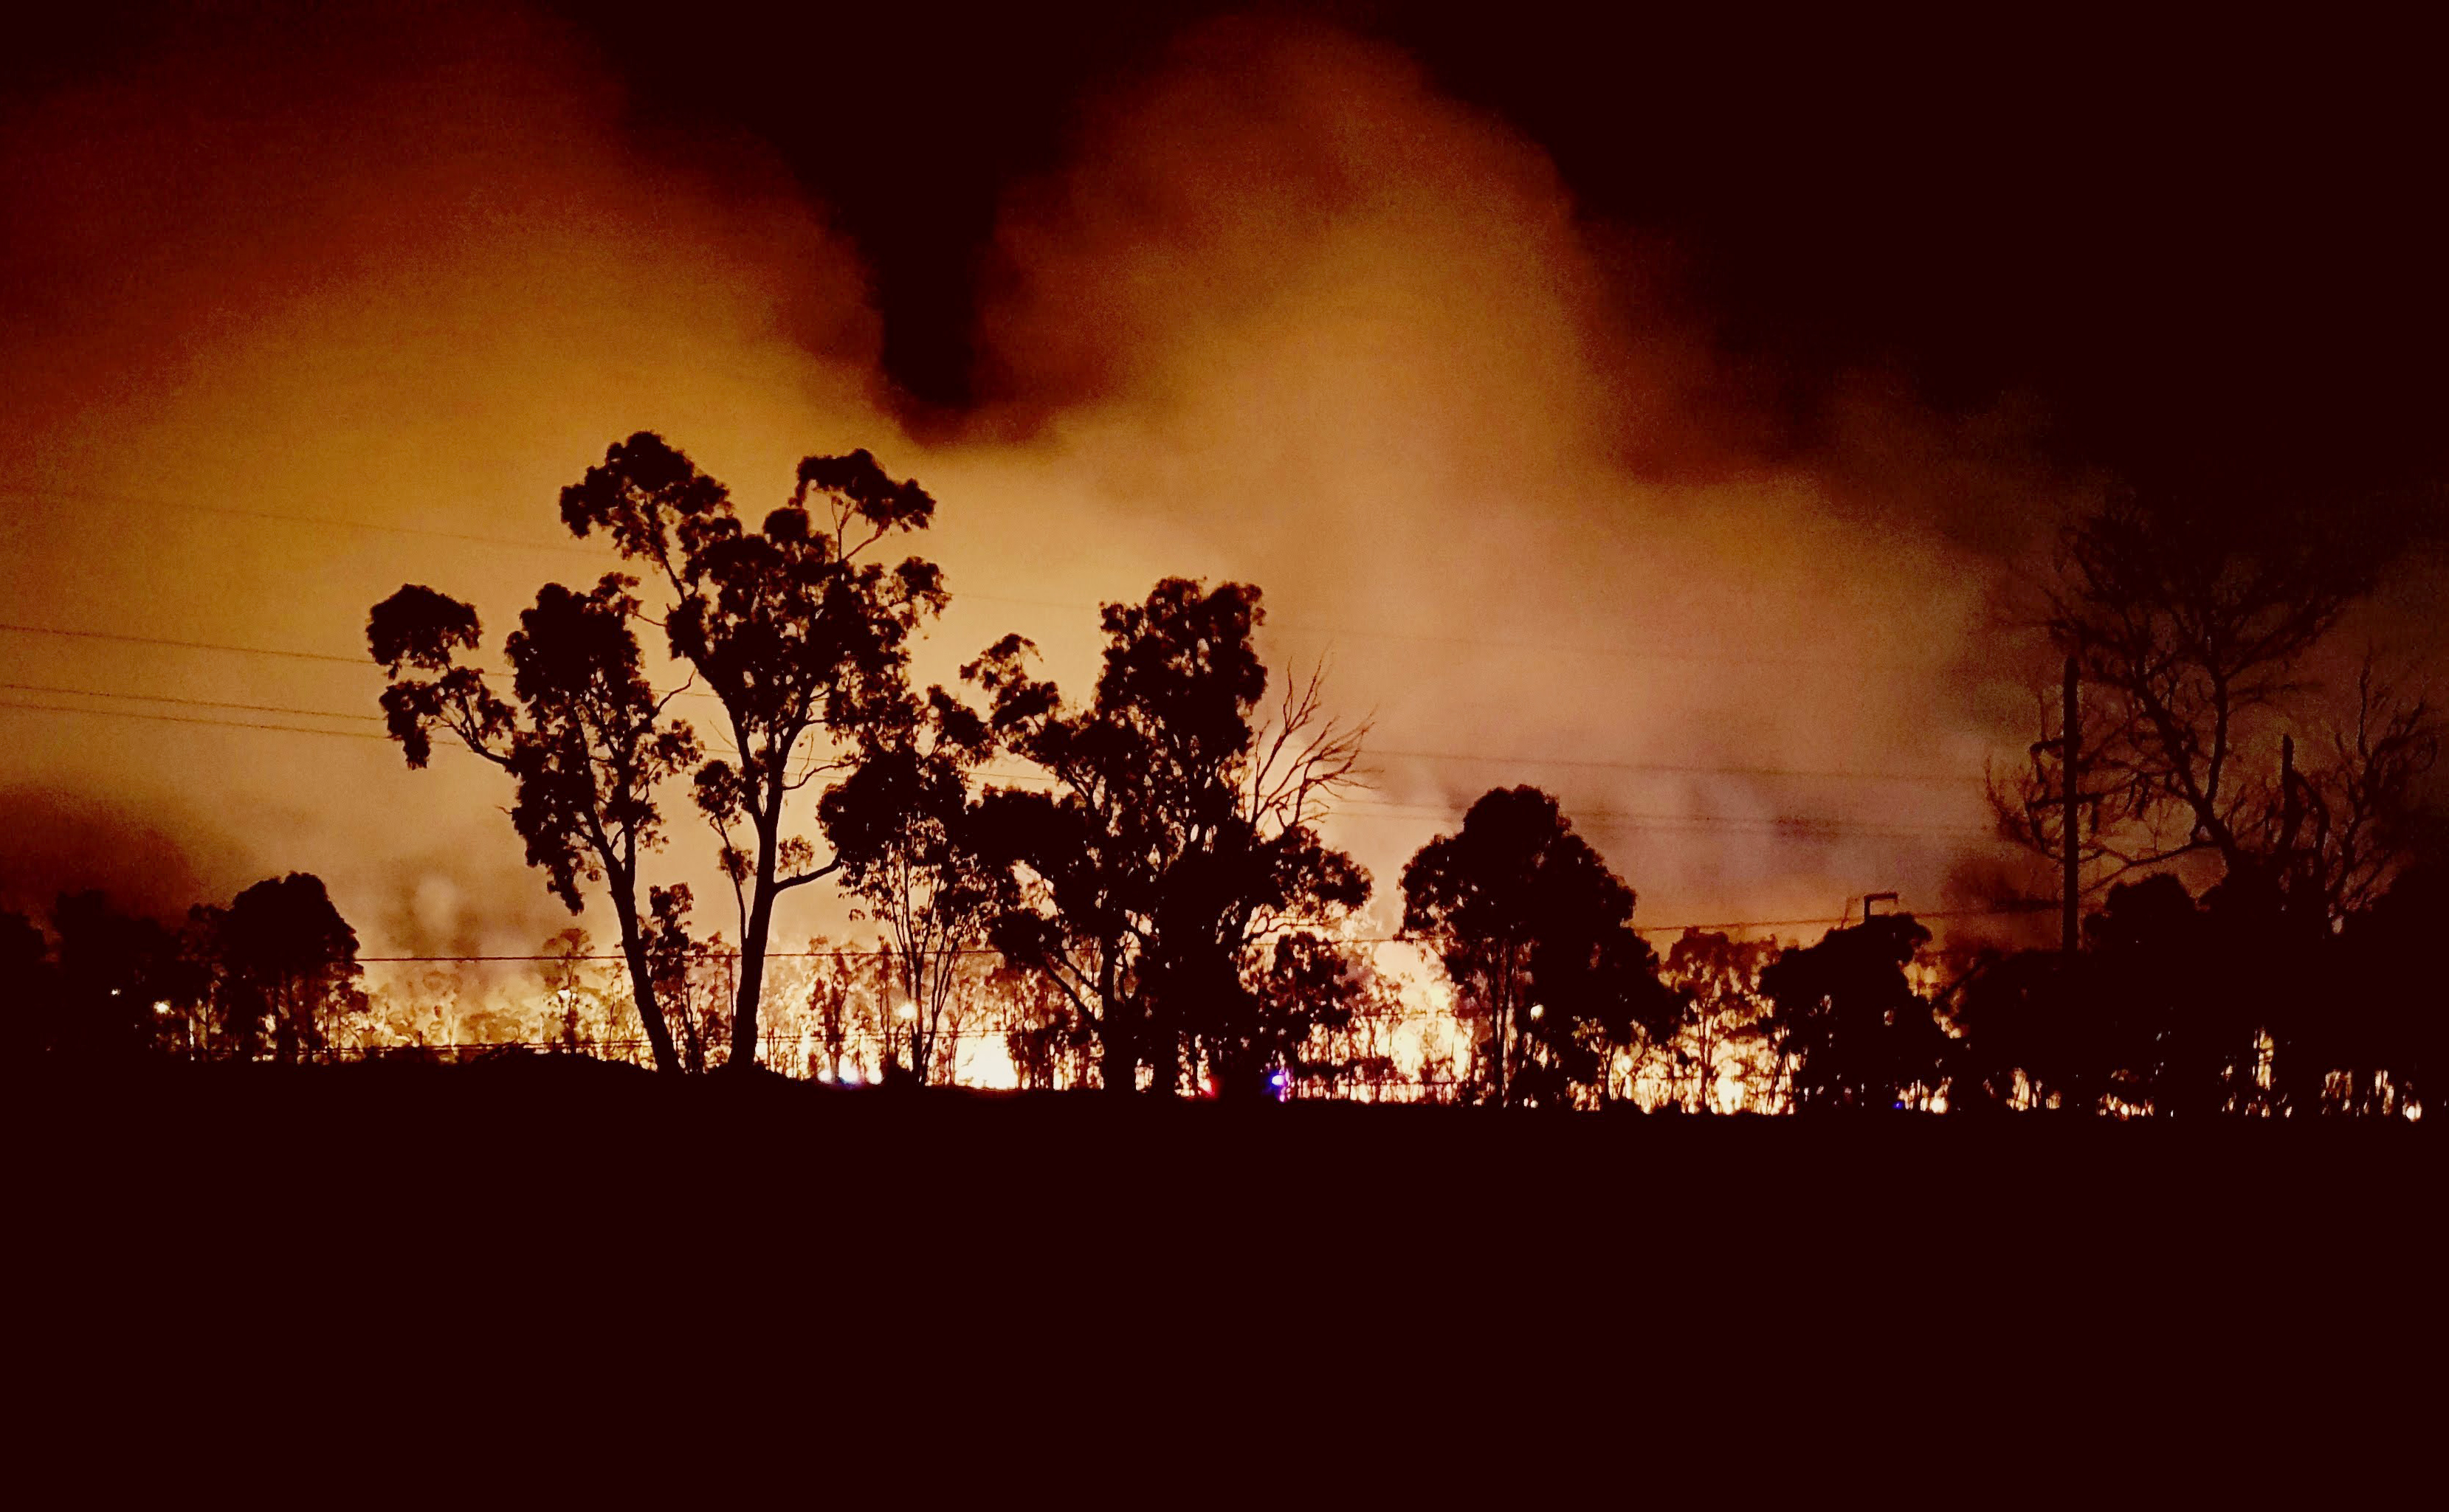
955, 587, 1934, 671
354, 908, 2047, 963
0, 680, 387, 722
0, 620, 367, 665
1629, 905, 2049, 933
0, 680, 1046, 771
1251, 619, 1946, 672
0, 699, 393, 741
0, 621, 726, 709
1368, 748, 1984, 784
1339, 812, 1993, 843
1, 485, 606, 559
1340, 801, 1992, 838
0, 678, 2000, 846
7, 484, 1952, 671
363, 947, 1013, 962
0, 626, 1994, 788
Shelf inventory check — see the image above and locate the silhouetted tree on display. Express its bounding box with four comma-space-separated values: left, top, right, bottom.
1140, 707, 1374, 1099
1997, 492, 2437, 925
1661, 929, 1777, 1113
797, 939, 867, 1083
2201, 869, 2334, 1115
46, 891, 190, 1060
1401, 787, 1675, 1108
370, 575, 700, 1073
2072, 875, 2236, 1116
640, 883, 726, 1073
2264, 663, 2441, 922
819, 683, 1008, 1083
196, 874, 366, 1064
1758, 914, 1941, 1111
2336, 860, 2445, 1116
537, 928, 598, 1054
1275, 942, 1408, 1101
0, 910, 52, 1063
993, 962, 1089, 1091
970, 581, 1372, 1097
1206, 931, 1367, 1098
1944, 948, 2132, 1114
558, 434, 946, 1072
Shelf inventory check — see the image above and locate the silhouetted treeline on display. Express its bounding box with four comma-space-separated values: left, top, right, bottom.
5, 848, 2436, 1118
1949, 866, 2441, 1116
3, 873, 363, 1063
10, 436, 2437, 1119
369, 434, 1385, 1098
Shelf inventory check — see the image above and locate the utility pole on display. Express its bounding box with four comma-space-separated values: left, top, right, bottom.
2062, 655, 2080, 956
2279, 733, 2301, 909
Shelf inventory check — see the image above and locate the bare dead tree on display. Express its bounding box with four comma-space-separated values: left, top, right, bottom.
1990, 492, 2434, 922
973, 584, 1377, 1097
1239, 661, 1373, 843
2259, 660, 2439, 919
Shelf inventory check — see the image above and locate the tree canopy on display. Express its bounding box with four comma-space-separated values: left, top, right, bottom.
1401, 787, 1675, 1107
195, 874, 366, 1065
971, 579, 1372, 1097
819, 683, 1009, 1083
558, 434, 947, 1071
1759, 913, 1940, 1111
370, 573, 700, 1072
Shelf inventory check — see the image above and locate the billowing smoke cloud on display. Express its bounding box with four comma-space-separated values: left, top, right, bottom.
0, 4, 2073, 978
930, 19, 2074, 932
0, 2, 898, 959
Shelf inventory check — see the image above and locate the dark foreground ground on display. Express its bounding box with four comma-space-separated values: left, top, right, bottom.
6, 1058, 2434, 1483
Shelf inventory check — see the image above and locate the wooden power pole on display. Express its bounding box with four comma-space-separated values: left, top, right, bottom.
2279, 732, 2301, 910
2062, 656, 2080, 956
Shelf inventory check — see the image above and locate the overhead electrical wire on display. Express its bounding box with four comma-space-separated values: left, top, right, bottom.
4, 483, 1960, 670
1339, 798, 1992, 837
0, 671, 2008, 857
0, 485, 597, 557
0, 619, 367, 665
351, 905, 2051, 964
1365, 748, 1983, 784
0, 671, 2020, 941
0, 680, 387, 722
0, 638, 1997, 791
2, 495, 2006, 855
0, 698, 393, 740
0, 688, 2003, 840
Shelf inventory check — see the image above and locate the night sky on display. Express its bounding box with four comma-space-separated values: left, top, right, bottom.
568, 0, 2449, 500
24, 1, 2445, 494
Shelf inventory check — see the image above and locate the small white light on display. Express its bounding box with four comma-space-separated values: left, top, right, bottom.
1527, 1003, 1544, 1021
840, 1069, 861, 1086
154, 1001, 172, 1015
896, 1003, 917, 1022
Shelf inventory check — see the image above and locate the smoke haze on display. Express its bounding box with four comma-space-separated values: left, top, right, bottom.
0, 4, 2083, 976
